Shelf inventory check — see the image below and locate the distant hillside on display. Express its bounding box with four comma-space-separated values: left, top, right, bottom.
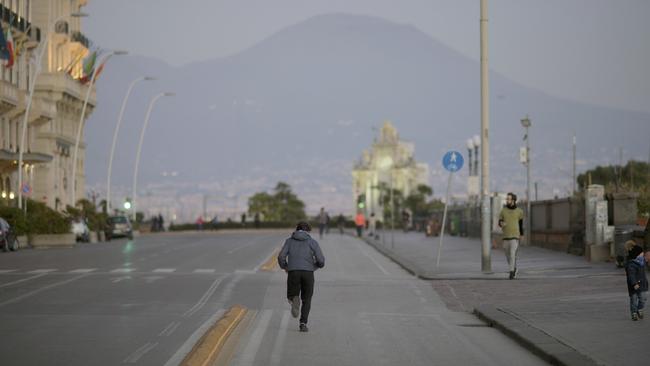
84, 13, 650, 212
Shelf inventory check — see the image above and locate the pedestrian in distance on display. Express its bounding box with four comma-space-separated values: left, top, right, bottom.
337, 214, 345, 235
318, 207, 328, 239
625, 245, 648, 321
355, 211, 366, 237
368, 212, 377, 239
278, 222, 325, 332
498, 192, 524, 280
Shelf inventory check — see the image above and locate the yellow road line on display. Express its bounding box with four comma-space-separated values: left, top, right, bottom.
260, 247, 280, 272
181, 305, 248, 366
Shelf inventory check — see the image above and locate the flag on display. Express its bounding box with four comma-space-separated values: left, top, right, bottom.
0, 26, 9, 61
82, 50, 97, 77
93, 58, 107, 80
5, 27, 15, 68
64, 49, 85, 75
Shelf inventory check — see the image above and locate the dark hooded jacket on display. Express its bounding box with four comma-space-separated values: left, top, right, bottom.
625, 257, 648, 296
277, 231, 325, 271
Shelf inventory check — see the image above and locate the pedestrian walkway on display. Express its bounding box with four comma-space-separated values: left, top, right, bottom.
360, 230, 649, 366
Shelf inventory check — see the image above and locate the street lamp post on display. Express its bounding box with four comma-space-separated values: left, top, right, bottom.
70, 49, 128, 206
521, 115, 532, 246
16, 12, 88, 209
480, 0, 492, 272
106, 76, 155, 213
132, 92, 175, 222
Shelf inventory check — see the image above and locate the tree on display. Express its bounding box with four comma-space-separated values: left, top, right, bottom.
247, 182, 306, 222
405, 184, 434, 218
577, 160, 649, 216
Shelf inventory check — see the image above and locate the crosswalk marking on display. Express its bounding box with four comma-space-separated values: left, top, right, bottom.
193, 269, 215, 274
111, 268, 135, 273
0, 269, 17, 273
69, 268, 97, 273
28, 269, 57, 274
152, 268, 176, 273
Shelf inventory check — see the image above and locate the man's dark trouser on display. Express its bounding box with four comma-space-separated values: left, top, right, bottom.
287, 270, 315, 324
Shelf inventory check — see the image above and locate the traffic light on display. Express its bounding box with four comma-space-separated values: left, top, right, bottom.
357, 194, 366, 209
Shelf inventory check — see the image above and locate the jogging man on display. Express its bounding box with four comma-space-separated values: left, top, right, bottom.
278, 222, 325, 332
499, 192, 524, 279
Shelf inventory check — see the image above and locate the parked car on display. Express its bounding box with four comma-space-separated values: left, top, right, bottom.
106, 215, 133, 240
71, 219, 90, 243
0, 217, 19, 252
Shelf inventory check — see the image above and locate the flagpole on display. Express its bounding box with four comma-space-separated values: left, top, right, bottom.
70, 50, 127, 206
16, 12, 87, 209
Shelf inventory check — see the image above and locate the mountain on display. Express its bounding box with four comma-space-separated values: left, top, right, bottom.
84, 13, 650, 216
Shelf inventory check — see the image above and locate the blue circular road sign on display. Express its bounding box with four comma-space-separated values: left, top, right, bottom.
442, 151, 464, 173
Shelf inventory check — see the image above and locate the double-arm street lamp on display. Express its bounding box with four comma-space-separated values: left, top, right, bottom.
106, 76, 156, 213
132, 92, 175, 221
70, 49, 128, 205
16, 12, 88, 209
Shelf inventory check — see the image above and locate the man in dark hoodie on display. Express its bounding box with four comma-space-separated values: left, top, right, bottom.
278, 222, 325, 332
625, 245, 648, 321
498, 193, 524, 280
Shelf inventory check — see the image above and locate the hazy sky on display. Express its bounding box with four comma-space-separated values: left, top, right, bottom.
83, 0, 650, 114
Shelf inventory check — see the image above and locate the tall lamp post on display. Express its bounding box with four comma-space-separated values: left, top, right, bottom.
132, 92, 175, 222
16, 12, 88, 209
479, 0, 491, 272
379, 156, 395, 249
106, 76, 155, 213
70, 49, 128, 205
521, 116, 532, 246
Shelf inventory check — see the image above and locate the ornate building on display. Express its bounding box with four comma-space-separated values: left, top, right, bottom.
0, 0, 93, 210
352, 121, 429, 220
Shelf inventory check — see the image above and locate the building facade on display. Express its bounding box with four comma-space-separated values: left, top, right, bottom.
0, 0, 93, 210
352, 121, 429, 220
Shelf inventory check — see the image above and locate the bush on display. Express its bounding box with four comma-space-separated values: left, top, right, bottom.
0, 206, 28, 235
26, 200, 71, 234
0, 200, 70, 235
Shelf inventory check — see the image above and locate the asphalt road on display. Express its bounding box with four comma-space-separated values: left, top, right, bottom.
0, 231, 547, 365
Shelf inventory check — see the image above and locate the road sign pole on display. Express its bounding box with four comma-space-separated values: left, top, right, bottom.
436, 171, 454, 268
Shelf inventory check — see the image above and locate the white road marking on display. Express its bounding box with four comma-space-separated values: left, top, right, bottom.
152, 268, 176, 273
232, 310, 273, 366
123, 342, 158, 363
111, 268, 135, 273
0, 274, 89, 307
269, 310, 291, 366
69, 268, 97, 273
0, 269, 17, 273
193, 269, 215, 274
355, 241, 390, 275
163, 309, 226, 366
0, 273, 47, 288
183, 276, 224, 317
158, 321, 181, 337
28, 269, 57, 274
111, 276, 131, 283
143, 276, 165, 284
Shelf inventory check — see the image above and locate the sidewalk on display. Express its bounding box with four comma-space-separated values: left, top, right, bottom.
359, 230, 649, 366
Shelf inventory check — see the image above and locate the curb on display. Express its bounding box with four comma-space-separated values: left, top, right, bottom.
474, 306, 600, 366
181, 305, 248, 366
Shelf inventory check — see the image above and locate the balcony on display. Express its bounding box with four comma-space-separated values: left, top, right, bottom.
0, 5, 41, 42
36, 72, 96, 105
29, 97, 58, 125
0, 81, 20, 114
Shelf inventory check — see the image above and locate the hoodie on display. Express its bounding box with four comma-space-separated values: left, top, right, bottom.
277, 231, 325, 272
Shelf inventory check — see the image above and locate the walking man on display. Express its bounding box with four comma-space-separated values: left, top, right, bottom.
318, 207, 328, 239
498, 193, 524, 279
278, 222, 325, 332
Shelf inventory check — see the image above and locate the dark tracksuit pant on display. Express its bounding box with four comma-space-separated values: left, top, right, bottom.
287, 270, 315, 324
